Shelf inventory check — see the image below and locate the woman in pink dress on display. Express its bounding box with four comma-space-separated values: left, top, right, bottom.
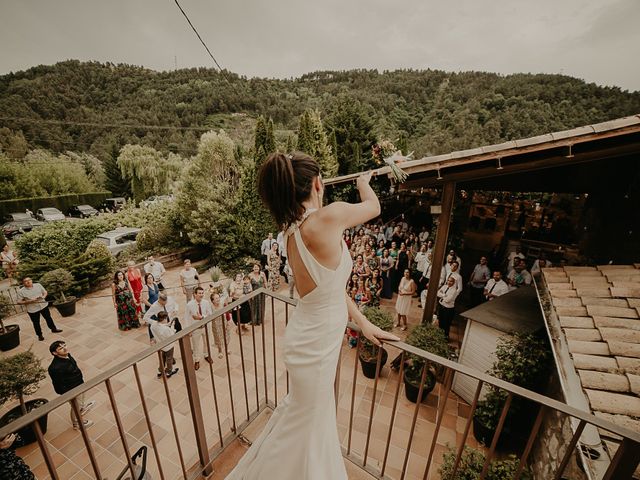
126, 261, 143, 316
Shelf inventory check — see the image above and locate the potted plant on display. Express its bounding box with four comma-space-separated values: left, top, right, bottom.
473, 332, 551, 451
209, 266, 224, 294
358, 307, 394, 379
0, 294, 20, 351
403, 324, 450, 403
0, 351, 48, 447
439, 445, 532, 479
40, 268, 77, 317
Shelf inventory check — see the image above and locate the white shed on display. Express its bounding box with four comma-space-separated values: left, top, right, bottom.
452, 286, 544, 404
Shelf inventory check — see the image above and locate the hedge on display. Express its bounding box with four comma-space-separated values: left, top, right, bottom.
0, 191, 112, 219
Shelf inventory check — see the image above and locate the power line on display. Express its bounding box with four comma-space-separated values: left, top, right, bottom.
173, 0, 224, 72
0, 116, 214, 132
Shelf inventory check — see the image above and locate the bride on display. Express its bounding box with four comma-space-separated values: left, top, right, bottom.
226, 152, 398, 479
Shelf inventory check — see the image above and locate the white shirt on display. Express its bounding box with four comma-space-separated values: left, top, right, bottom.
180, 268, 199, 288
484, 279, 509, 299
385, 226, 394, 242
261, 238, 275, 255
414, 252, 430, 274
531, 259, 552, 276
469, 264, 491, 288
507, 252, 526, 273
185, 298, 214, 328
143, 297, 179, 324
437, 283, 460, 308
150, 322, 176, 352
376, 232, 386, 245
18, 283, 48, 313
276, 231, 286, 258
144, 261, 166, 282
440, 270, 463, 294
507, 269, 533, 289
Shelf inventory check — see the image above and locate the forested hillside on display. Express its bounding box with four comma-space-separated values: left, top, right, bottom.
1, 60, 639, 168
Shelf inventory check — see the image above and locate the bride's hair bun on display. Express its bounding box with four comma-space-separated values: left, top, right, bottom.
258, 151, 320, 227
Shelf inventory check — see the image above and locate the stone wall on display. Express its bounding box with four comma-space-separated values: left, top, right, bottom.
529, 372, 589, 480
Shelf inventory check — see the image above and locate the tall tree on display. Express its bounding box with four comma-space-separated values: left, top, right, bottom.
297, 109, 338, 177
325, 96, 377, 175
236, 116, 277, 253
104, 144, 132, 197
117, 144, 182, 203
176, 130, 242, 264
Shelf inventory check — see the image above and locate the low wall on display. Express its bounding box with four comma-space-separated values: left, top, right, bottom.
529, 372, 589, 480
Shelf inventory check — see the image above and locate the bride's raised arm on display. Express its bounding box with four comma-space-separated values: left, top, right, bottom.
323, 171, 381, 231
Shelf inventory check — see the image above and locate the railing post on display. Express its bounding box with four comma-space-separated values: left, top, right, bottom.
178, 335, 213, 476
602, 438, 640, 480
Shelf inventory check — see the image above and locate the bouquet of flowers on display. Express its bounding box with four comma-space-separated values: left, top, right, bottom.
372, 140, 411, 183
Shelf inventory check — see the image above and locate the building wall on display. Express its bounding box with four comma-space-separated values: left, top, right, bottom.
529, 372, 588, 480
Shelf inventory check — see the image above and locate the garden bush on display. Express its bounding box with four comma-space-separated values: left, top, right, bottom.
439, 445, 532, 480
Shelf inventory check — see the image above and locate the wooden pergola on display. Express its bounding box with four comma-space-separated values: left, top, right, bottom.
324, 114, 640, 323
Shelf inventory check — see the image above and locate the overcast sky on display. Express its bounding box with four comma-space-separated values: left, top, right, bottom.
1, 0, 638, 91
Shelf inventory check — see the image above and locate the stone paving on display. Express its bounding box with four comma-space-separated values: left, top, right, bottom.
0, 265, 480, 479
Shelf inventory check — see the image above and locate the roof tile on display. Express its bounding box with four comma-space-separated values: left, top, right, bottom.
567, 340, 610, 356
573, 353, 618, 372
593, 316, 640, 331
585, 389, 640, 416
578, 370, 629, 392
586, 305, 638, 319
565, 329, 602, 341
559, 316, 594, 328
608, 341, 640, 359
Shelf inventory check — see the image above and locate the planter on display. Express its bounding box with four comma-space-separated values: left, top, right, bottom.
472, 415, 529, 452
0, 324, 20, 351
359, 348, 389, 379
403, 371, 436, 403
0, 399, 48, 447
54, 297, 77, 317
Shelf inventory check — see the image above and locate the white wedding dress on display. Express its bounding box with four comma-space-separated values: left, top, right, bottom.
226, 211, 351, 479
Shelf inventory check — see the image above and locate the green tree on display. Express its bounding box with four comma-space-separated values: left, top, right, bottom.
325, 96, 377, 175
176, 130, 243, 265
235, 117, 277, 253
104, 144, 131, 197
117, 144, 181, 203
63, 151, 106, 188
297, 109, 338, 177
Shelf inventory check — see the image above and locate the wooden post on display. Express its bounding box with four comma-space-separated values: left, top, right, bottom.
179, 335, 213, 476
422, 182, 456, 324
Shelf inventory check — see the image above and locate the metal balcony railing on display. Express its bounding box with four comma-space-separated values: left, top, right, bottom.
1, 288, 638, 479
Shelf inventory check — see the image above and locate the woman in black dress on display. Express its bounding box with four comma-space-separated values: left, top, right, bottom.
393, 242, 409, 293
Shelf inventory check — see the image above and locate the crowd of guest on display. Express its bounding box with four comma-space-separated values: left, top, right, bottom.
332, 218, 553, 342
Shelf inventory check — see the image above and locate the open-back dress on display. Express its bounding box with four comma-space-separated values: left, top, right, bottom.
226, 210, 351, 479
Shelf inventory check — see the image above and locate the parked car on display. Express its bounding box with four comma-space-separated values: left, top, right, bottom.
68, 205, 99, 218
95, 227, 141, 257
4, 212, 33, 222
2, 219, 45, 239
140, 195, 174, 208
35, 208, 66, 222
98, 197, 127, 213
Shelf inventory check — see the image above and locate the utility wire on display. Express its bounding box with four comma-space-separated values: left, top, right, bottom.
0, 116, 214, 132
173, 0, 224, 72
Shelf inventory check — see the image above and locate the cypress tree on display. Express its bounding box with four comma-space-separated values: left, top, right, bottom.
104, 143, 131, 197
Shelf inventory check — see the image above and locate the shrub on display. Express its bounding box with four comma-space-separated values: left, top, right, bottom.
474, 333, 551, 434
0, 351, 46, 406
404, 323, 449, 388
0, 294, 12, 332
439, 445, 532, 480
39, 268, 74, 303
359, 307, 394, 362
